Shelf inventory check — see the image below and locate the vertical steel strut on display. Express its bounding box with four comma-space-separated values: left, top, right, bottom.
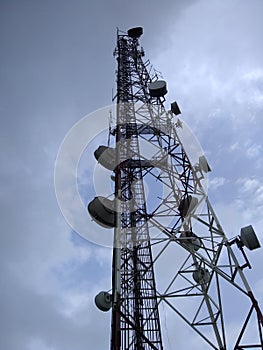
110, 29, 163, 350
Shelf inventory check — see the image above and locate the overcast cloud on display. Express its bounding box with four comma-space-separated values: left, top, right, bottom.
1, 0, 263, 349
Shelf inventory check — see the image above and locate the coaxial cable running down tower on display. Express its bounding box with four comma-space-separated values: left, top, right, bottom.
89, 27, 263, 350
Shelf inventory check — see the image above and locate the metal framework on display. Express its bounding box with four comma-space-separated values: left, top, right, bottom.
111, 29, 163, 350
93, 27, 263, 350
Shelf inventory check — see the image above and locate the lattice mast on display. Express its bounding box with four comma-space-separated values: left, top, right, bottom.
91, 27, 263, 350
110, 27, 163, 350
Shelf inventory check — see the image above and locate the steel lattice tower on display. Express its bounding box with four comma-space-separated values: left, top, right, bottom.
90, 27, 263, 350
110, 28, 163, 350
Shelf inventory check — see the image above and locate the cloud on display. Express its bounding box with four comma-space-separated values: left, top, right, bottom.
209, 176, 227, 190
152, 0, 263, 135
0, 265, 111, 350
237, 177, 261, 193
245, 142, 262, 159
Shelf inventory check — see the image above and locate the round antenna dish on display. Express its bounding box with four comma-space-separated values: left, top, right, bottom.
240, 225, 261, 250
180, 231, 202, 251
148, 80, 168, 98
178, 195, 198, 218
94, 145, 116, 171
193, 268, 210, 284
88, 196, 116, 228
95, 291, 112, 312
127, 27, 143, 39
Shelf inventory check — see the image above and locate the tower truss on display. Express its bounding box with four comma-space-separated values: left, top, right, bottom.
90, 27, 263, 350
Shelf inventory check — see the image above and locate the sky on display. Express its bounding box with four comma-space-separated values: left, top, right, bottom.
1, 0, 263, 349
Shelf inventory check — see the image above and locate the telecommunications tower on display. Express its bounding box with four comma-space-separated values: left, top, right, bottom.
89, 27, 263, 349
